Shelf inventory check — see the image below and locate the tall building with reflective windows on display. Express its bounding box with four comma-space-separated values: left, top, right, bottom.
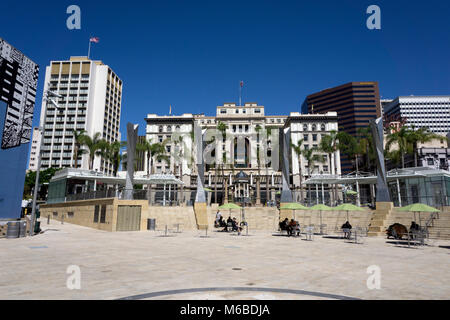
383, 96, 450, 135
304, 82, 381, 172
35, 57, 122, 175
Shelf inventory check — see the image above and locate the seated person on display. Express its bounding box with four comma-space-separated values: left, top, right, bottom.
279, 218, 289, 231
341, 221, 352, 239
287, 219, 298, 236
295, 221, 301, 236
231, 218, 242, 232
410, 221, 420, 232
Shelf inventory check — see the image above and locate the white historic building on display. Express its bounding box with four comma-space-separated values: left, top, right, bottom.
145, 102, 341, 205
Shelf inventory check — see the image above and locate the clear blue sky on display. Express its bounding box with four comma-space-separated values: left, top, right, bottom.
1, 0, 449, 137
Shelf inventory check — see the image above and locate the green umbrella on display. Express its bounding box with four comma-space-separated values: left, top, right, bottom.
310, 204, 333, 232
218, 203, 241, 210
345, 190, 358, 196
280, 203, 308, 221
280, 203, 308, 210
397, 203, 440, 225
397, 203, 440, 213
334, 203, 365, 221
218, 203, 242, 222
204, 188, 213, 192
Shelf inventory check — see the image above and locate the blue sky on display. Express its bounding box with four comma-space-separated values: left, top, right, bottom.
1, 0, 449, 138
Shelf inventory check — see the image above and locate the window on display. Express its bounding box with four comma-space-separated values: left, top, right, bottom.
100, 205, 107, 223
243, 109, 246, 114
158, 136, 163, 143
323, 166, 329, 172
321, 124, 326, 131
220, 109, 227, 114
53, 212, 58, 217
159, 126, 163, 133
93, 205, 99, 222
236, 109, 239, 114
255, 109, 261, 113
312, 134, 317, 141
304, 144, 309, 150
68, 212, 74, 218
303, 124, 308, 131
167, 126, 172, 132
175, 125, 180, 132
312, 124, 317, 131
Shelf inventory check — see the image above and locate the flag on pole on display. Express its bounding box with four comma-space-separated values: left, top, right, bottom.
90, 37, 100, 43
240, 81, 244, 88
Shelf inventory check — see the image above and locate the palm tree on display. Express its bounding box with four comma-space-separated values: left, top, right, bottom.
302, 146, 325, 205
79, 132, 109, 170
106, 141, 124, 177
407, 127, 441, 167
356, 127, 375, 173
386, 126, 413, 169
217, 121, 228, 203
319, 130, 342, 204
290, 139, 305, 203
255, 124, 263, 205
72, 130, 88, 168
137, 138, 169, 204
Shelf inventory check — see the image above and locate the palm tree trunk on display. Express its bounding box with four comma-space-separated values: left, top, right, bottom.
298, 159, 304, 203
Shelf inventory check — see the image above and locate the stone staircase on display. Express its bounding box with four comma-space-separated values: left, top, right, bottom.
368, 202, 394, 237
427, 212, 450, 240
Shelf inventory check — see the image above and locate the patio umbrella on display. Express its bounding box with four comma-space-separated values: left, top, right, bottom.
345, 190, 358, 196
396, 203, 440, 226
218, 203, 242, 221
334, 203, 365, 222
310, 204, 333, 229
280, 203, 308, 221
204, 188, 213, 192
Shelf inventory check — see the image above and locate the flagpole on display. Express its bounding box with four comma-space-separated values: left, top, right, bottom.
239, 81, 242, 106
88, 37, 91, 59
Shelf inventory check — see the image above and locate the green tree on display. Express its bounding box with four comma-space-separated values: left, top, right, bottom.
356, 127, 375, 172
79, 132, 109, 170
407, 127, 441, 167
72, 130, 88, 168
302, 146, 325, 205
386, 126, 413, 169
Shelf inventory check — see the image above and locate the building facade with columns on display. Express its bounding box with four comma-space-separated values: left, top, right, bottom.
145, 102, 341, 205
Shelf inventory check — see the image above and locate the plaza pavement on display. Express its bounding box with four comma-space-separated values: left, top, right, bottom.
0, 220, 449, 300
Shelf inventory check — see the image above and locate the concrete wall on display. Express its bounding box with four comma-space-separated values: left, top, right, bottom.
147, 206, 198, 231
40, 198, 148, 232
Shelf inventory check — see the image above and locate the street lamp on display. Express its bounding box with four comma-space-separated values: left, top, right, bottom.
29, 84, 63, 236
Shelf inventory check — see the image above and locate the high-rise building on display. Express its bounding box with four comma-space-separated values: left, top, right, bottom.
383, 96, 450, 135
36, 57, 122, 175
28, 127, 40, 171
304, 82, 381, 172
0, 38, 39, 218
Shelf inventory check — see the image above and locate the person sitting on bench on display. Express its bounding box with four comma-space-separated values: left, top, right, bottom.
279, 218, 289, 232
341, 221, 352, 239
287, 219, 298, 237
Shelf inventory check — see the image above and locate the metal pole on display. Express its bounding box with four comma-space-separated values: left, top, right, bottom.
321, 182, 325, 205
316, 184, 319, 205
356, 180, 360, 207
396, 178, 402, 207
163, 183, 166, 206
30, 94, 49, 236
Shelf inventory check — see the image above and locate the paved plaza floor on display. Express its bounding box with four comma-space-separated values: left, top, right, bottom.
1, 220, 449, 300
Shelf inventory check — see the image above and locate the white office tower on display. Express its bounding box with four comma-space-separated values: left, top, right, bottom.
383, 96, 450, 134
28, 127, 40, 171
36, 57, 122, 175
